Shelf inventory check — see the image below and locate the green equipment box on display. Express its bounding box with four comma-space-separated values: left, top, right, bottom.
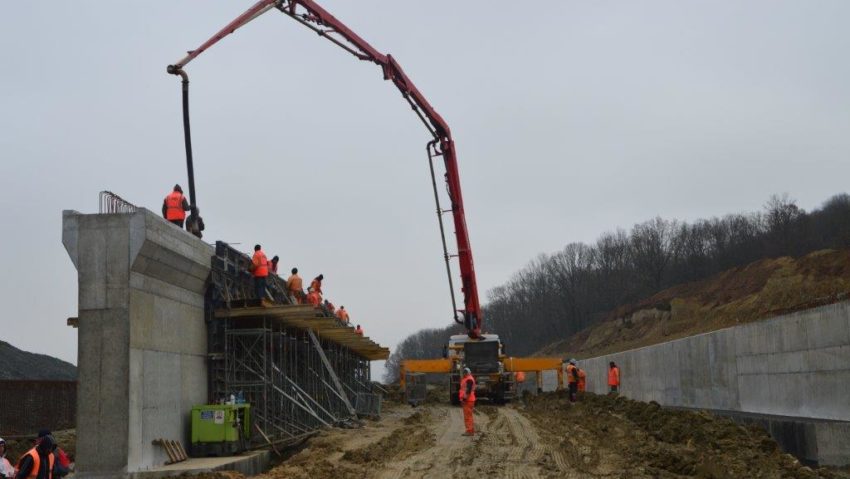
190, 404, 251, 457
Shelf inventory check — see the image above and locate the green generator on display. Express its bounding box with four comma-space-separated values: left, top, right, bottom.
190, 404, 251, 457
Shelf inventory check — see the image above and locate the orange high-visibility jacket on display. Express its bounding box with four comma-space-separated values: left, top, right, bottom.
287, 274, 303, 293
309, 278, 322, 294
337, 309, 349, 322
566, 364, 578, 384
17, 448, 55, 479
577, 369, 587, 392
355, 326, 363, 336
164, 191, 187, 221
515, 371, 526, 383
307, 291, 321, 306
459, 374, 477, 402
608, 366, 620, 386
252, 250, 269, 277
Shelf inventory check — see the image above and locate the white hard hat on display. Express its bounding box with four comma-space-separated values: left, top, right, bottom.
462, 367, 471, 375
569, 359, 577, 365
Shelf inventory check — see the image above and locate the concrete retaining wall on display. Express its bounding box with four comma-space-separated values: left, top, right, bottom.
579, 301, 850, 465
63, 209, 213, 478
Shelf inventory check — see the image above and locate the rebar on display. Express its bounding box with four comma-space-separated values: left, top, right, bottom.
98, 191, 137, 214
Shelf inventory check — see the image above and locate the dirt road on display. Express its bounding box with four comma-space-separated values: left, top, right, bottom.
195, 392, 849, 479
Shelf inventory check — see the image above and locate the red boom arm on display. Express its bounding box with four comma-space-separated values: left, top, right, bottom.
169, 0, 482, 337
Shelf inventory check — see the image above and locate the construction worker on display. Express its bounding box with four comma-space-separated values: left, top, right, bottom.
459, 367, 476, 436
309, 274, 324, 300
251, 244, 270, 301
34, 431, 69, 478
0, 438, 15, 478
608, 361, 620, 393
336, 305, 350, 323
270, 256, 279, 275
185, 206, 204, 239
577, 367, 587, 393
324, 299, 336, 314
162, 184, 190, 228
515, 371, 526, 383
355, 324, 363, 336
565, 359, 579, 403
15, 433, 56, 479
306, 289, 321, 306
286, 268, 304, 303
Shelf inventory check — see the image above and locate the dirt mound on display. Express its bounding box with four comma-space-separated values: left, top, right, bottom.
540, 249, 850, 358
523, 392, 848, 478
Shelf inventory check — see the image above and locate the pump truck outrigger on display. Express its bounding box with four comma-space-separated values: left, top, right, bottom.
166, 0, 482, 338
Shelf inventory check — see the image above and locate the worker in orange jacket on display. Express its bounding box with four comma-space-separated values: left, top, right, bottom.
323, 300, 336, 314
162, 184, 190, 228
286, 268, 303, 304
459, 367, 476, 436
15, 434, 57, 479
336, 306, 350, 323
577, 368, 587, 393
306, 290, 321, 306
355, 324, 363, 336
309, 275, 324, 297
608, 361, 620, 393
251, 244, 269, 301
565, 359, 579, 403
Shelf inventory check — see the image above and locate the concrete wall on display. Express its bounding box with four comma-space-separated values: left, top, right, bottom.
579, 301, 850, 465
63, 209, 212, 478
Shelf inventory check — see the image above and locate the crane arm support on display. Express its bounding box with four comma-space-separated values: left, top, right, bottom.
166, 0, 482, 336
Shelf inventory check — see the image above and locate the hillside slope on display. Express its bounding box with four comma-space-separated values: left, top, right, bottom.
0, 340, 77, 380
538, 249, 850, 358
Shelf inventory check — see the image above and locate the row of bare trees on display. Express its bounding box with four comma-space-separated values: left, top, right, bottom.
384, 193, 850, 382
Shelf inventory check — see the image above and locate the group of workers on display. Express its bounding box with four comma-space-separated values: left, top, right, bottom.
565, 359, 620, 402
0, 430, 71, 479
250, 244, 364, 336
162, 184, 204, 238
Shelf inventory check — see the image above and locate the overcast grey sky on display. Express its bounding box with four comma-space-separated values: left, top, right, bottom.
2, 1, 849, 376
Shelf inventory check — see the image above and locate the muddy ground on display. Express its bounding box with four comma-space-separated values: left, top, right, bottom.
189, 392, 850, 479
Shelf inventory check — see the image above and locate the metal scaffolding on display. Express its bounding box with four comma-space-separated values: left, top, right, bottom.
207, 241, 385, 444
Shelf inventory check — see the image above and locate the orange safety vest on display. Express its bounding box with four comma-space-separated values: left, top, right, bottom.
309, 279, 322, 294
287, 274, 303, 293
355, 326, 363, 336
17, 448, 54, 479
164, 191, 186, 221
608, 366, 620, 386
337, 309, 349, 322
307, 291, 321, 306
578, 369, 587, 392
252, 250, 269, 277
459, 374, 476, 402
515, 371, 526, 383
566, 364, 578, 384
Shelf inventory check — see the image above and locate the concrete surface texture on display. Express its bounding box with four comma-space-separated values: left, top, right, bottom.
580, 301, 850, 465
127, 451, 270, 479
63, 209, 213, 477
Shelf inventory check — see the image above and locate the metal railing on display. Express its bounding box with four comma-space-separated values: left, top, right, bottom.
98, 191, 137, 214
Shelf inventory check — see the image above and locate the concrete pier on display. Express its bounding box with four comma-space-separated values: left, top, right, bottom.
580, 301, 850, 466
63, 209, 213, 478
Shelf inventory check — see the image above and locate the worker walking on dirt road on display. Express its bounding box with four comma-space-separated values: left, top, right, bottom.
608, 362, 620, 393
251, 244, 270, 301
162, 184, 190, 228
578, 367, 587, 393
459, 367, 476, 436
566, 359, 579, 403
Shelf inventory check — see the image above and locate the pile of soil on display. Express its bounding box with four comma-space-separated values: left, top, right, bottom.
540, 249, 850, 358
523, 392, 849, 479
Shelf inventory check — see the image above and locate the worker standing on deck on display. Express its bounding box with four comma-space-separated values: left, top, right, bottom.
0, 438, 15, 478
608, 362, 620, 393
14, 434, 56, 479
185, 206, 204, 239
577, 367, 587, 394
355, 324, 363, 336
323, 300, 336, 314
270, 256, 279, 275
162, 184, 190, 228
251, 244, 270, 301
336, 306, 349, 323
309, 274, 324, 301
286, 268, 303, 303
566, 359, 579, 403
306, 289, 321, 306
459, 367, 476, 436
